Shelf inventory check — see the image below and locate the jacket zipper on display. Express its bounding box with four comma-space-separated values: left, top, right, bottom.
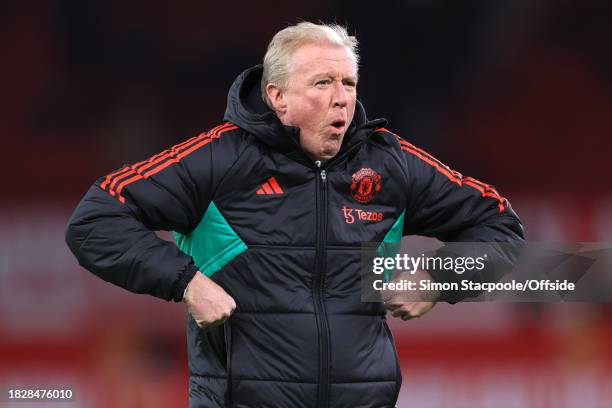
314, 160, 330, 408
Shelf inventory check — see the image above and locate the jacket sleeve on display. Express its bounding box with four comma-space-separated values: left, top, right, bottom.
65, 123, 239, 302
392, 131, 525, 302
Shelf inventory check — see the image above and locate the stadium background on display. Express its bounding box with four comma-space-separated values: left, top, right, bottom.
1, 1, 611, 406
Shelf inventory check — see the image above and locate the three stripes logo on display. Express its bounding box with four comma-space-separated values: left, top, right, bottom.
101, 122, 237, 203
256, 177, 284, 195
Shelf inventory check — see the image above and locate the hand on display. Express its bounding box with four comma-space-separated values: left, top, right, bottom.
183, 272, 236, 328
385, 300, 436, 320
383, 269, 439, 321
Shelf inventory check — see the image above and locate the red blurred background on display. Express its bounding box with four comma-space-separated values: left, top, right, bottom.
2, 1, 611, 406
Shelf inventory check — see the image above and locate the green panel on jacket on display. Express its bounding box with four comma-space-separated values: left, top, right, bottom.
377, 210, 405, 282
174, 201, 248, 277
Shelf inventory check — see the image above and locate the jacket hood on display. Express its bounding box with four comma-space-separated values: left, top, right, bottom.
223, 65, 386, 159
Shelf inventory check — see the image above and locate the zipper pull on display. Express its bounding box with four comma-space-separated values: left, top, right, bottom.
315, 160, 327, 186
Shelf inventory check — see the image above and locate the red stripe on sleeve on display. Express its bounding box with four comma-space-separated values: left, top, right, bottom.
377, 128, 507, 212
106, 123, 237, 203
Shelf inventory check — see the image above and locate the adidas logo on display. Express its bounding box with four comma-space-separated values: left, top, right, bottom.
256, 177, 284, 195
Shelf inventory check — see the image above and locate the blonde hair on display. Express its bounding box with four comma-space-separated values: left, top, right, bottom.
261, 22, 359, 108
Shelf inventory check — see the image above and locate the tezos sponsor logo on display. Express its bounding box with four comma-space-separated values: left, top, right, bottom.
342, 206, 384, 224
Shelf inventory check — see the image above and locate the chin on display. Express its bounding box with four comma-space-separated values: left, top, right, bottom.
320, 147, 341, 161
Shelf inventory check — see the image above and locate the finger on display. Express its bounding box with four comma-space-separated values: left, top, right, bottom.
398, 305, 417, 315
229, 298, 237, 311
212, 316, 230, 326
195, 314, 229, 328
385, 302, 401, 310
401, 314, 413, 321
407, 303, 432, 317
381, 291, 401, 302
391, 308, 405, 318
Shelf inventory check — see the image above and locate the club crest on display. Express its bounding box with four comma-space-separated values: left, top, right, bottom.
350, 168, 382, 203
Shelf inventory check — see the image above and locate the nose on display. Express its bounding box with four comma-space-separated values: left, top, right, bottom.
332, 81, 348, 108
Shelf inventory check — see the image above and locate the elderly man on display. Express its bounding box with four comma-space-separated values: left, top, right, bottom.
66, 22, 523, 407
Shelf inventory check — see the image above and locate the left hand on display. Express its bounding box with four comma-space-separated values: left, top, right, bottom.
385, 300, 436, 320
383, 269, 440, 320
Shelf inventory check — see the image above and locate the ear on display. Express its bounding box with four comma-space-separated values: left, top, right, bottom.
266, 83, 287, 114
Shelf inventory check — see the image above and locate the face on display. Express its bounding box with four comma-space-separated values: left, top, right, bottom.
267, 42, 358, 162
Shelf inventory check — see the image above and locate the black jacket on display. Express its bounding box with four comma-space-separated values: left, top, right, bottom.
65, 65, 524, 407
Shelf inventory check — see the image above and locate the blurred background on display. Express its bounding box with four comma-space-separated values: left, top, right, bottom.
1, 0, 612, 406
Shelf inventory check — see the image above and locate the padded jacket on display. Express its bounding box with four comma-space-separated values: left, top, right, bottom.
65, 65, 524, 407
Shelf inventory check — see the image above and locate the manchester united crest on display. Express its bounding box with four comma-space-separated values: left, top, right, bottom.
350, 168, 382, 203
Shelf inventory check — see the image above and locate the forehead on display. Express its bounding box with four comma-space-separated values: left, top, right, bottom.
289, 42, 357, 79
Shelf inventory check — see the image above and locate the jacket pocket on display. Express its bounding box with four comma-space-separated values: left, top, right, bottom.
224, 319, 233, 406
382, 317, 402, 404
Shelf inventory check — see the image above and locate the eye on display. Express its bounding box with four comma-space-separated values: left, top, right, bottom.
315, 79, 331, 87
343, 80, 357, 88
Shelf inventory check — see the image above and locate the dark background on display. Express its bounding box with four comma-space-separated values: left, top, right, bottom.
1, 1, 611, 406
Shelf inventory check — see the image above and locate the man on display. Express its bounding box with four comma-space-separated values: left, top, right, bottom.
66, 22, 524, 407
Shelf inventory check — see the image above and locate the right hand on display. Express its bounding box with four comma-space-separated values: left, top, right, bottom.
183, 272, 236, 328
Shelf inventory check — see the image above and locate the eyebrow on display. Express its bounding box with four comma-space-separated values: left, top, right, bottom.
310, 72, 358, 82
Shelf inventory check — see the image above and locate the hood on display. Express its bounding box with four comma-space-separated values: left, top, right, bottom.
223, 65, 386, 160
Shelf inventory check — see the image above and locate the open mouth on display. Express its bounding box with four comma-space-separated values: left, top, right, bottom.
330, 120, 346, 130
